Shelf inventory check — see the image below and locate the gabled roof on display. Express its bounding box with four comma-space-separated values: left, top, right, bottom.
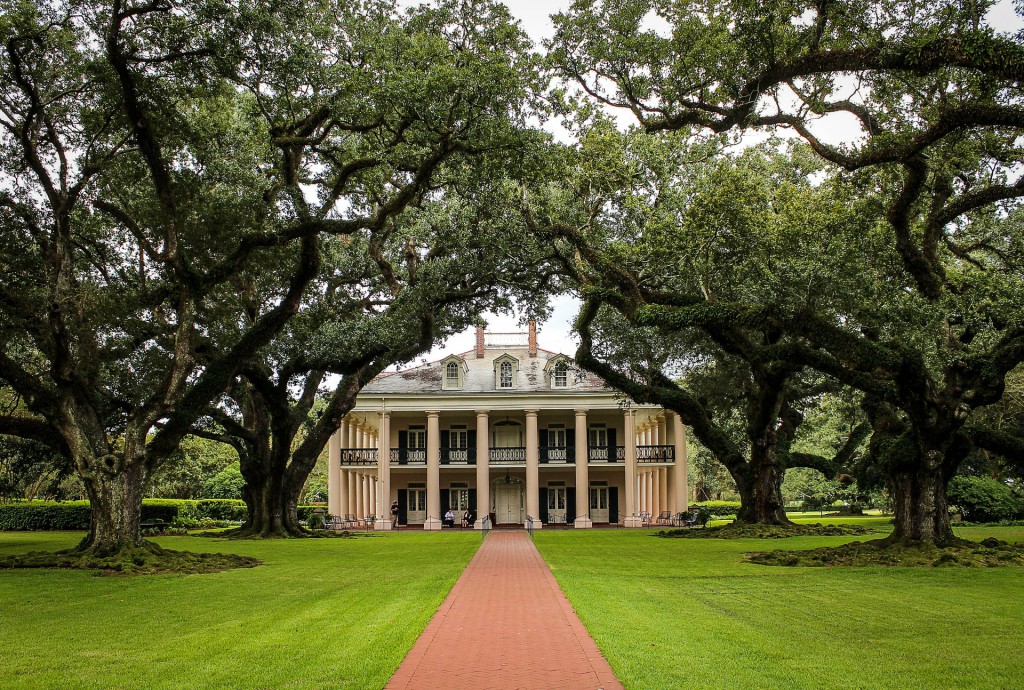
362, 347, 610, 395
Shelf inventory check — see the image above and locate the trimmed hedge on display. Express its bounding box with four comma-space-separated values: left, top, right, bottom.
0, 499, 248, 531
690, 500, 742, 517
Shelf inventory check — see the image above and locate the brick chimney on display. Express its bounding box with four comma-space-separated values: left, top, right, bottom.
528, 319, 537, 358
476, 324, 485, 358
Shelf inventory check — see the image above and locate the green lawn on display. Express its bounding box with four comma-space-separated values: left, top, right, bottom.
0, 531, 479, 689
5, 524, 1022, 690
534, 522, 1024, 690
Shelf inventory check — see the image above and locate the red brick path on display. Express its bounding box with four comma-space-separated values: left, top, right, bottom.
386, 531, 623, 690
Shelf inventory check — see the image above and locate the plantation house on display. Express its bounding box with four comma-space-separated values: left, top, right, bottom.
327, 324, 689, 529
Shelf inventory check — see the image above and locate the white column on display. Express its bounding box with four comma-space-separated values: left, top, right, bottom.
370, 476, 377, 517
658, 467, 668, 517
574, 409, 592, 528
347, 419, 357, 450
363, 475, 371, 520
355, 473, 364, 519
652, 470, 660, 515
339, 468, 349, 519
346, 470, 355, 518
376, 412, 392, 530
328, 426, 342, 518
624, 410, 641, 527
525, 409, 542, 529
670, 412, 689, 513
425, 410, 442, 530
475, 410, 490, 529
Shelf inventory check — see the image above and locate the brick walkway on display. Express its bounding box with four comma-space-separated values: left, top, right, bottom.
386, 531, 623, 690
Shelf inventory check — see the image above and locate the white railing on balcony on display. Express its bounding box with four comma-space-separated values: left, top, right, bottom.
485, 332, 528, 348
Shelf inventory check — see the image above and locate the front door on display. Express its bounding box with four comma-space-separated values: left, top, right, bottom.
407, 488, 426, 524
493, 424, 521, 448
590, 486, 609, 523
494, 484, 524, 524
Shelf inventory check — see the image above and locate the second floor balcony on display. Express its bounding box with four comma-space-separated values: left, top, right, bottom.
341, 444, 674, 466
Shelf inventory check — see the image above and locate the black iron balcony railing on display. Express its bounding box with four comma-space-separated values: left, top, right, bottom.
441, 448, 476, 465
390, 448, 427, 465
489, 447, 526, 464
539, 446, 571, 463
637, 445, 675, 462
587, 445, 625, 462
340, 448, 378, 465
343, 444, 668, 466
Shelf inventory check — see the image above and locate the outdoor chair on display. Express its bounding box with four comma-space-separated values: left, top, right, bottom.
657, 511, 672, 525
341, 513, 359, 529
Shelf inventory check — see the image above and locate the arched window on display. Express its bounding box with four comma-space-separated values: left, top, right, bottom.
499, 361, 513, 388
446, 361, 459, 385
553, 360, 568, 388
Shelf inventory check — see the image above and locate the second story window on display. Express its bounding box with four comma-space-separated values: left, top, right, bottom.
499, 361, 513, 388
446, 362, 459, 386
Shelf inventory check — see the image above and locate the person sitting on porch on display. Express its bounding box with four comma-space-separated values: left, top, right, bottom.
462, 509, 474, 527
443, 509, 455, 527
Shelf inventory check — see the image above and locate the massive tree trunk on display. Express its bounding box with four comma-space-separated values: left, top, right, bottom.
733, 458, 792, 525
870, 401, 966, 546
238, 465, 306, 537
887, 465, 955, 545
74, 458, 149, 556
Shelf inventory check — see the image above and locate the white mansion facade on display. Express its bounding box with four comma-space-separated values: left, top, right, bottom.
327, 324, 689, 529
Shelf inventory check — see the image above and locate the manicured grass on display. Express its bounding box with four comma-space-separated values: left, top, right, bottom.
535, 521, 1024, 690
0, 531, 480, 689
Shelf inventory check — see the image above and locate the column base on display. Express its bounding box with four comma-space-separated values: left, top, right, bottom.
574, 516, 593, 529
624, 515, 645, 528
423, 517, 443, 531
474, 518, 489, 530
374, 518, 393, 531
525, 519, 544, 530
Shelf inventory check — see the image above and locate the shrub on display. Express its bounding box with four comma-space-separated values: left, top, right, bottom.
948, 476, 1023, 523
0, 498, 248, 531
690, 500, 742, 517
297, 505, 327, 522
195, 499, 247, 521
0, 501, 92, 530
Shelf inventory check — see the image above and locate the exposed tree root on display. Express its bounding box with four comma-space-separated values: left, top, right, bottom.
0, 540, 260, 575
747, 537, 1024, 567
656, 523, 878, 539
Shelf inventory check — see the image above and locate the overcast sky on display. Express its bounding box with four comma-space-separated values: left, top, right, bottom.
415, 0, 1024, 366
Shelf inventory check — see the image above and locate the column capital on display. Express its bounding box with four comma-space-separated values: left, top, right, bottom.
574, 408, 589, 416
524, 409, 539, 417
380, 410, 390, 419
475, 409, 490, 417
426, 409, 440, 418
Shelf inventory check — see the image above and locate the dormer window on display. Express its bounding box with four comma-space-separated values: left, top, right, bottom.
545, 355, 573, 389
493, 354, 518, 389
553, 360, 568, 388
440, 355, 465, 390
